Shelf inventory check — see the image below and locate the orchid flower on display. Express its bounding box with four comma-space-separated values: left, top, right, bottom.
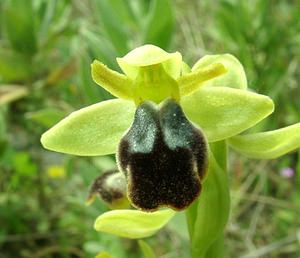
41, 45, 300, 258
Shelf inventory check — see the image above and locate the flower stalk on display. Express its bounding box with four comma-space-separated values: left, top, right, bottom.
187, 141, 229, 258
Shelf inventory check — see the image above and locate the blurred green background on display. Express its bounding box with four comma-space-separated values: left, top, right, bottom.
0, 0, 300, 257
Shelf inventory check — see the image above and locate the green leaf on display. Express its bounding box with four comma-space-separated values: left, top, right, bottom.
142, 0, 174, 49
191, 153, 230, 258
185, 200, 198, 239
138, 240, 157, 258
26, 108, 67, 128
228, 123, 300, 159
41, 99, 135, 156
192, 54, 247, 89
181, 87, 274, 142
205, 235, 225, 258
13, 152, 37, 177
0, 48, 32, 82
0, 109, 6, 139
0, 109, 7, 156
94, 209, 175, 239
95, 252, 114, 258
108, 0, 136, 26
3, 0, 37, 55
80, 55, 111, 104
93, 0, 129, 55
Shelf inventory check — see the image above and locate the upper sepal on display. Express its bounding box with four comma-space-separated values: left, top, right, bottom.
116, 44, 182, 79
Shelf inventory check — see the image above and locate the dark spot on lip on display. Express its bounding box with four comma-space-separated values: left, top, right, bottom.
117, 98, 208, 211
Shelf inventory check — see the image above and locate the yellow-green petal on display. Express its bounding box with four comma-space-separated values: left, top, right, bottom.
91, 60, 133, 99
228, 123, 300, 159
94, 209, 175, 239
181, 87, 274, 142
181, 61, 191, 75
192, 54, 247, 89
116, 44, 182, 79
178, 63, 227, 96
41, 99, 135, 156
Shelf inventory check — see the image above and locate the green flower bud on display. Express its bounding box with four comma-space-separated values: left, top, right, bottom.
117, 98, 208, 211
87, 170, 130, 209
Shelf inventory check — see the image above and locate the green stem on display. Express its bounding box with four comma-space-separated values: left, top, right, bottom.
186, 141, 230, 258
185, 198, 198, 240
205, 234, 225, 258
209, 140, 228, 171
204, 141, 228, 258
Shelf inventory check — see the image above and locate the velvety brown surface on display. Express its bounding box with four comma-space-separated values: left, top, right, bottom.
88, 169, 124, 204
118, 99, 208, 211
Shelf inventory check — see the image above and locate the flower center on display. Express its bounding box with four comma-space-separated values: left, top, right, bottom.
132, 64, 180, 104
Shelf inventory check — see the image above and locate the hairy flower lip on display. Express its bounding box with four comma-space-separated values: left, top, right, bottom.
117, 98, 208, 211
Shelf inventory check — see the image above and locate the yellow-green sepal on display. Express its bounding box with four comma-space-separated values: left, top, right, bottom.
181, 87, 274, 142
94, 209, 175, 239
228, 123, 300, 159
41, 99, 135, 156
116, 44, 182, 79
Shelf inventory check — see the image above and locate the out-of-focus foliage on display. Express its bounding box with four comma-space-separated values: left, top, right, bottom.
0, 0, 176, 257
175, 1, 300, 257
0, 0, 300, 257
